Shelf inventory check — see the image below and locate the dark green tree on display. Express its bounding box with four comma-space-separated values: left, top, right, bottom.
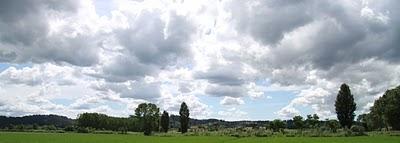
293, 115, 304, 130
370, 86, 400, 130
335, 83, 356, 128
369, 96, 388, 130
179, 102, 190, 133
305, 114, 319, 128
76, 112, 138, 132
312, 114, 320, 128
160, 111, 169, 132
382, 86, 400, 130
135, 103, 160, 135
365, 113, 384, 131
270, 119, 286, 132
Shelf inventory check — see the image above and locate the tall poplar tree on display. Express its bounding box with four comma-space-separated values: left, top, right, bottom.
335, 83, 356, 128
160, 111, 169, 132
179, 102, 190, 133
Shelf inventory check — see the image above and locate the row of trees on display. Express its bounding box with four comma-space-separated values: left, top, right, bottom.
299, 83, 399, 132
292, 114, 321, 131
268, 116, 341, 133
1, 83, 398, 135
76, 102, 190, 135
284, 83, 399, 133
278, 83, 356, 133
75, 83, 361, 135
76, 113, 136, 132
358, 86, 400, 131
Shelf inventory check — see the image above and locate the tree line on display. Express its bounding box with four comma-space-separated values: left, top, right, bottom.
284, 83, 400, 132
76, 102, 190, 135
74, 83, 400, 134
358, 85, 400, 131
0, 83, 399, 135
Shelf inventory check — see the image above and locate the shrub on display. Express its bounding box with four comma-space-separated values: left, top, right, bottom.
64, 126, 75, 132
270, 119, 286, 132
77, 127, 90, 133
351, 125, 366, 136
94, 131, 114, 134
118, 127, 128, 134
342, 128, 353, 137
255, 130, 271, 137
44, 125, 57, 131
15, 125, 25, 131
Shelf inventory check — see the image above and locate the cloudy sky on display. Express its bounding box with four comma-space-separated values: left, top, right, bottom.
0, 0, 399, 121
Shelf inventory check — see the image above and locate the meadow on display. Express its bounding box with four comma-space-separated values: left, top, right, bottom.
0, 132, 399, 143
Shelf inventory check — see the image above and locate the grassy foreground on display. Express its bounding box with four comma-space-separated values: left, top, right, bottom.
0, 132, 399, 143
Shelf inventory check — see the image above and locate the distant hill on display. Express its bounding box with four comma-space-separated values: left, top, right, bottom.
0, 115, 74, 128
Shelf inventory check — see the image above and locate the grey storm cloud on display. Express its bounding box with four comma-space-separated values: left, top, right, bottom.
205, 84, 246, 98
91, 80, 161, 101
223, 0, 400, 86
101, 55, 159, 82
0, 0, 400, 119
84, 10, 194, 101
0, 0, 99, 66
0, 0, 197, 104
228, 0, 400, 70
195, 63, 255, 98
99, 10, 195, 82
194, 64, 245, 86
117, 11, 194, 66
223, 0, 400, 117
227, 0, 314, 45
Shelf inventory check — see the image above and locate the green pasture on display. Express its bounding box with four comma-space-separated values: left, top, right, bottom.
0, 132, 399, 143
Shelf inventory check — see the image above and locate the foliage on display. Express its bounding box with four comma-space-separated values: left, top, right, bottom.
357, 114, 369, 130
64, 126, 75, 132
76, 113, 137, 132
369, 86, 400, 130
179, 102, 190, 133
305, 114, 320, 128
2, 84, 400, 137
381, 86, 400, 130
135, 103, 160, 135
44, 125, 57, 130
351, 125, 366, 136
369, 96, 388, 130
326, 119, 340, 133
270, 119, 286, 132
335, 83, 356, 128
76, 127, 90, 133
161, 111, 169, 132
293, 116, 304, 130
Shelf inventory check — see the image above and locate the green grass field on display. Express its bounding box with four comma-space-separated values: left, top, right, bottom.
0, 132, 399, 143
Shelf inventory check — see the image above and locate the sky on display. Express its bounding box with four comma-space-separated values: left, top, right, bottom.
0, 0, 399, 121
